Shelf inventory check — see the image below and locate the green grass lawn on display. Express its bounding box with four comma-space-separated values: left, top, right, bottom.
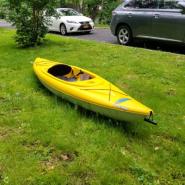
0, 28, 185, 185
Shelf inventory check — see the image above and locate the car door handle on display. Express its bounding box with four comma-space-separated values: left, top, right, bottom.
128, 13, 132, 18
154, 14, 160, 19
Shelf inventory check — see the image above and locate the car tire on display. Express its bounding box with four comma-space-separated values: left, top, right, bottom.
60, 24, 67, 35
117, 25, 132, 45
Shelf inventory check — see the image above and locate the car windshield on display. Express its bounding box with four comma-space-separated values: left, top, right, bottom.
59, 9, 80, 16
123, 0, 185, 9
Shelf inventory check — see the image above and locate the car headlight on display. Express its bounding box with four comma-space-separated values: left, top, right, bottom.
66, 20, 78, 24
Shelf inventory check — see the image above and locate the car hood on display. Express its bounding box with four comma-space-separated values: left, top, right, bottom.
60, 16, 92, 22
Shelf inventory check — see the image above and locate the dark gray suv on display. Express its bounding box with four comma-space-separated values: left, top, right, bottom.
110, 0, 185, 45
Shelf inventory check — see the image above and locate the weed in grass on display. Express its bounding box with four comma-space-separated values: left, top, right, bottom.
129, 165, 156, 185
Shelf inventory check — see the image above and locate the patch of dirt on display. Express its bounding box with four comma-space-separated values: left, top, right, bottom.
58, 151, 78, 161
166, 88, 176, 96
11, 107, 22, 113
41, 151, 78, 172
21, 140, 42, 149
159, 168, 185, 185
0, 127, 21, 140
22, 140, 79, 172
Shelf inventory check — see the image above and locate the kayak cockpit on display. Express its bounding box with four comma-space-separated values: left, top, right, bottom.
48, 64, 94, 82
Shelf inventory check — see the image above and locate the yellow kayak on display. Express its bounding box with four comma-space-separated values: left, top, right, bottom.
33, 58, 156, 124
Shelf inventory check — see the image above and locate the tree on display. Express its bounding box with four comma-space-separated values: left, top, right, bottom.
0, 0, 6, 18
99, 0, 120, 24
58, 0, 121, 23
6, 0, 57, 47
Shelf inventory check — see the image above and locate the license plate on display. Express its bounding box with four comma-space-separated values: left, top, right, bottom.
83, 25, 89, 28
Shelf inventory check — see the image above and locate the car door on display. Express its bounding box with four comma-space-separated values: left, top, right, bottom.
123, 0, 158, 37
152, 0, 185, 42
50, 16, 61, 31
130, 9, 154, 38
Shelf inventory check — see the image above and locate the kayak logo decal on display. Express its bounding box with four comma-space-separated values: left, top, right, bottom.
115, 98, 130, 104
114, 98, 130, 110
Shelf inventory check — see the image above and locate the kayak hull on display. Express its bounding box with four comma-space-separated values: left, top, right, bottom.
40, 79, 145, 123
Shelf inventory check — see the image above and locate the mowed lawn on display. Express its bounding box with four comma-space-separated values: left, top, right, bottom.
0, 28, 185, 185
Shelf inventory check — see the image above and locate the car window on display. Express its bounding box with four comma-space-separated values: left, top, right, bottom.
124, 0, 136, 8
124, 0, 158, 8
158, 0, 182, 9
59, 9, 80, 16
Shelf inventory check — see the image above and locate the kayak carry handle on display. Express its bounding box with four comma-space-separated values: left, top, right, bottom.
144, 111, 157, 125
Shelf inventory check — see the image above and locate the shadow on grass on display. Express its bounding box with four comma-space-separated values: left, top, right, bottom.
75, 105, 153, 140
33, 76, 153, 140
50, 30, 185, 55
131, 39, 185, 55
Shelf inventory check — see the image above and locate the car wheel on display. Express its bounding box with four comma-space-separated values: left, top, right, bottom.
60, 24, 67, 35
117, 25, 132, 45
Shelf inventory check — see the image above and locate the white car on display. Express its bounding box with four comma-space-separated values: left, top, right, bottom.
48, 8, 94, 35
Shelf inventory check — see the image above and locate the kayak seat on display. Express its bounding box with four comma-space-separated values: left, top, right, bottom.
79, 73, 92, 80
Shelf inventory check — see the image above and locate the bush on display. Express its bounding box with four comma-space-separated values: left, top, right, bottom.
99, 1, 120, 24
0, 0, 6, 19
6, 0, 56, 48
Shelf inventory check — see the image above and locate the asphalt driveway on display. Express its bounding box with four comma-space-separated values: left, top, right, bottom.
66, 29, 185, 54
0, 20, 117, 44
1, 19, 185, 54
66, 28, 117, 44
0, 19, 13, 28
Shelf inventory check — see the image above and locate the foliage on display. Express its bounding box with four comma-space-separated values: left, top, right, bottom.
57, 0, 121, 23
0, 0, 6, 18
3, 0, 121, 28
6, 0, 57, 47
1, 28, 185, 184
84, 0, 102, 21
99, 0, 120, 24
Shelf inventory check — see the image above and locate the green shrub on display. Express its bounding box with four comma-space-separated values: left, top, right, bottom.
0, 0, 6, 19
6, 0, 56, 47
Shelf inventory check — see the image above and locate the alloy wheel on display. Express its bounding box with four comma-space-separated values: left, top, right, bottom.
117, 25, 132, 45
60, 24, 67, 35
118, 28, 129, 45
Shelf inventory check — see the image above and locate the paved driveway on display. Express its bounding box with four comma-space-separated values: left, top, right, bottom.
0, 20, 117, 44
1, 19, 185, 54
66, 28, 117, 44
66, 29, 185, 54
0, 19, 13, 28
